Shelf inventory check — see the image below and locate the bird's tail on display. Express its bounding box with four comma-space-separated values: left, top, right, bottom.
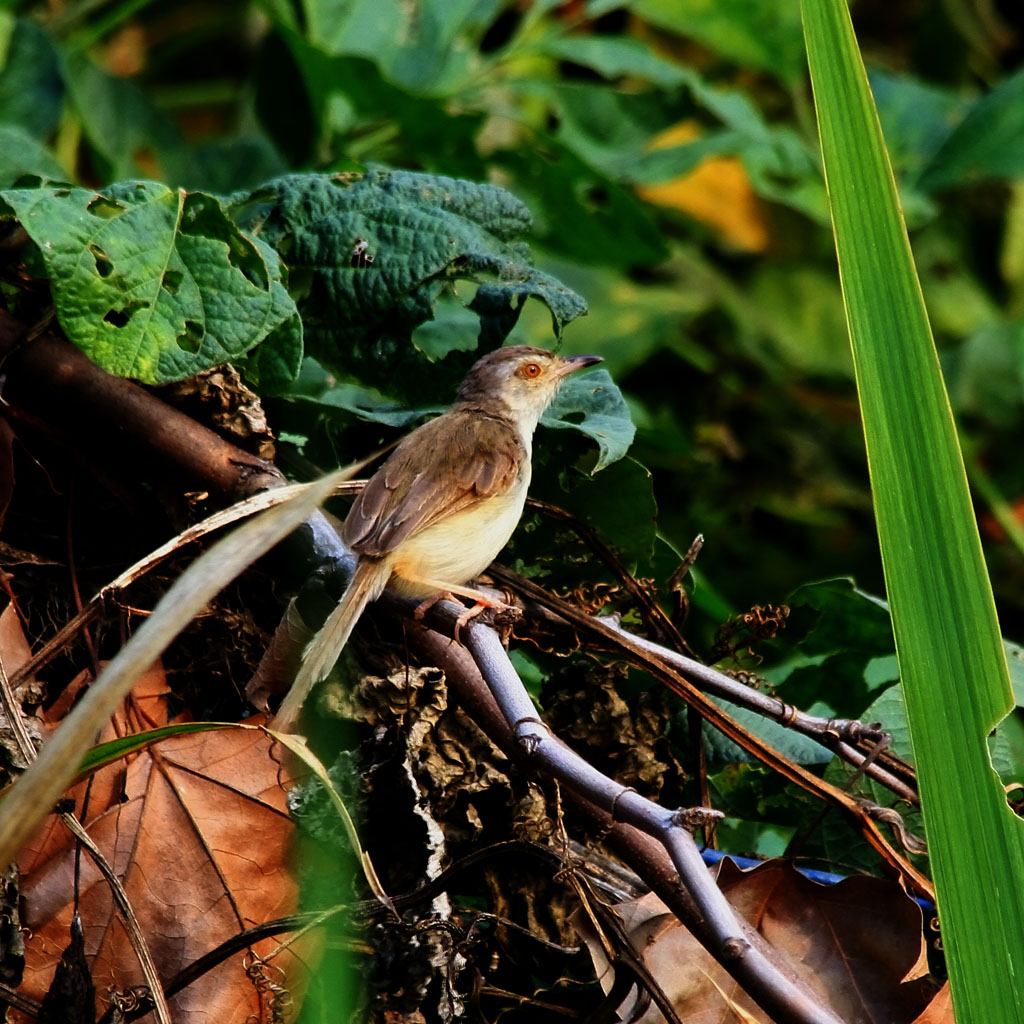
271, 558, 390, 733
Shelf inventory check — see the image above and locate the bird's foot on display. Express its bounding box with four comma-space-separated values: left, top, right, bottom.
412, 591, 450, 621
453, 599, 522, 645
406, 579, 521, 643
411, 590, 502, 638
452, 600, 487, 642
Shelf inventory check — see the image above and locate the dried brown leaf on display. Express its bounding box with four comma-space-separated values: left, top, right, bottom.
908, 982, 954, 1024
15, 664, 304, 1023
0, 604, 43, 770
159, 365, 276, 461
576, 858, 936, 1024
1, 604, 37, 695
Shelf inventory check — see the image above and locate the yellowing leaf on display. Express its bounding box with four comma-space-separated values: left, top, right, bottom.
636, 121, 769, 252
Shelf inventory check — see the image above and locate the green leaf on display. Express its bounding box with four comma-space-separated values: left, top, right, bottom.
300, 0, 481, 93
230, 169, 587, 399
493, 142, 668, 267
0, 124, 65, 188
62, 52, 190, 184
819, 683, 926, 877
919, 67, 1024, 191
0, 181, 301, 384
768, 579, 900, 719
946, 318, 1024, 428
701, 696, 833, 766
786, 578, 894, 657
0, 17, 64, 139
530, 65, 825, 221
288, 361, 431, 429
803, 1, 1024, 1018
917, 228, 1002, 341
748, 265, 852, 376
543, 367, 635, 472
538, 35, 690, 90
631, 0, 806, 86
239, 312, 305, 394
77, 722, 234, 779
412, 289, 486, 360
558, 455, 656, 569
514, 255, 714, 377
188, 135, 289, 195
274, 34, 486, 176
868, 69, 968, 186
992, 642, 1024, 783
1006, 640, 1024, 708
707, 763, 801, 857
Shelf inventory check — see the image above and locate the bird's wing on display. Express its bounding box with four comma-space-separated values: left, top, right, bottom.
343, 410, 526, 558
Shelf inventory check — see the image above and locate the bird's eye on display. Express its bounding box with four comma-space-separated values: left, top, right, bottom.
521, 362, 543, 379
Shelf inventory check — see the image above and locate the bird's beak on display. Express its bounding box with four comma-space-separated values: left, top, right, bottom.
557, 354, 603, 377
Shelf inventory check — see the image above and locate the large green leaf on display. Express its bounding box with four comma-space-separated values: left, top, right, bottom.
0, 124, 65, 187
0, 181, 301, 384
229, 169, 588, 400
0, 16, 64, 139
543, 367, 636, 472
919, 67, 1024, 191
299, 0, 481, 94
803, 1, 1024, 1019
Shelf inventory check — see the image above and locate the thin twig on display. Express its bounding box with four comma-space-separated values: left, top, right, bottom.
0, 646, 38, 767
490, 562, 921, 807
596, 612, 919, 800
60, 816, 173, 1024
527, 497, 695, 656
405, 612, 846, 1024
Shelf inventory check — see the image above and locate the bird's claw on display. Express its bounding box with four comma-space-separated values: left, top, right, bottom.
452, 600, 522, 645
412, 592, 448, 621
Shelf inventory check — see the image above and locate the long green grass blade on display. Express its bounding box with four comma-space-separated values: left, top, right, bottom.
75, 722, 234, 780
801, 1, 1024, 1018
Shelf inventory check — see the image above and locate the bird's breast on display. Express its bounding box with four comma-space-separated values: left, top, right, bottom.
389, 465, 530, 597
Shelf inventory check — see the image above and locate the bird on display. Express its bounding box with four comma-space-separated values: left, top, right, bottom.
273, 345, 602, 731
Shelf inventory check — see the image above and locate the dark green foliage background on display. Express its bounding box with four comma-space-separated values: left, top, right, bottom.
3, 1, 1024, 1011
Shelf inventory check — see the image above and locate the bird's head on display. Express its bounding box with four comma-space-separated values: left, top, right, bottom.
455, 345, 603, 429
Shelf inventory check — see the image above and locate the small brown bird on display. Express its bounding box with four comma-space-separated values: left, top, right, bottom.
274, 345, 602, 730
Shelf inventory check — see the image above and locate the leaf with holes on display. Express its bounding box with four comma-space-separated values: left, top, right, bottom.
543, 367, 635, 472
0, 180, 301, 384
228, 169, 588, 402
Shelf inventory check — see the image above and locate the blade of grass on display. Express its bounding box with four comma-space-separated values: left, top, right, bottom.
74, 722, 235, 782
801, 1, 1024, 1019
267, 728, 399, 921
